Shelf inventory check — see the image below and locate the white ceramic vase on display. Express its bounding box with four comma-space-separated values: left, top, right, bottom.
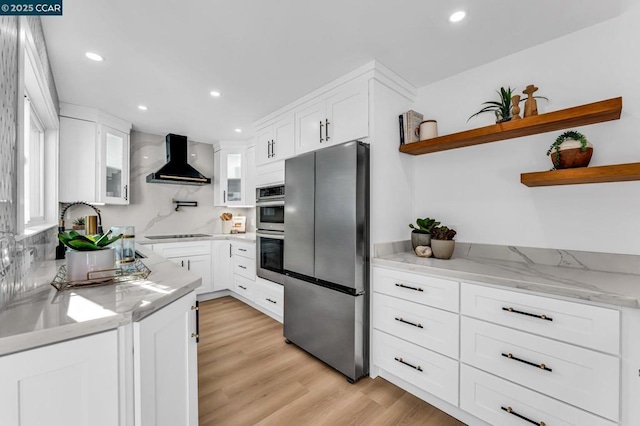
66, 249, 116, 281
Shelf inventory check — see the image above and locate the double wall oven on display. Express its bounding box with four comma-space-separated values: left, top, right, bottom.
256, 185, 285, 284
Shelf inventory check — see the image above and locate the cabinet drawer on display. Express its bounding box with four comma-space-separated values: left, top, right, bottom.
460, 364, 616, 426
461, 282, 620, 354
254, 279, 283, 317
373, 267, 459, 312
373, 330, 458, 406
461, 317, 619, 421
373, 293, 459, 358
232, 242, 255, 259
233, 256, 256, 280
234, 275, 255, 301
152, 241, 212, 258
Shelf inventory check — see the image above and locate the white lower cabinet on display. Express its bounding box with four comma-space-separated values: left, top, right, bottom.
373, 330, 458, 406
0, 331, 119, 426
213, 240, 233, 291
460, 364, 616, 426
253, 278, 284, 319
152, 241, 213, 295
134, 292, 198, 426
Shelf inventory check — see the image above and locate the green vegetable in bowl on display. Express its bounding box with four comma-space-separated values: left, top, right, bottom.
58, 230, 123, 251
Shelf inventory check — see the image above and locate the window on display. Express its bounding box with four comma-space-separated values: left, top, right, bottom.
23, 94, 45, 225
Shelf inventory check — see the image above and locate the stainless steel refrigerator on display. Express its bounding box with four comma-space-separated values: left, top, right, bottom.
283, 140, 369, 383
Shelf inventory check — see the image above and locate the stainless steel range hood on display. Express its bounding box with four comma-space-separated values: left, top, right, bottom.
146, 133, 211, 185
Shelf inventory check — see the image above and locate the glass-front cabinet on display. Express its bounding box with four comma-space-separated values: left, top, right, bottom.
214, 143, 252, 206
101, 125, 130, 205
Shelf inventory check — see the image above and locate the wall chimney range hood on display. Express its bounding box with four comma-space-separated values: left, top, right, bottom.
146, 134, 211, 185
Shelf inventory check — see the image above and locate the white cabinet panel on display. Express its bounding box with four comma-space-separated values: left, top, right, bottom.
326, 78, 368, 144
134, 292, 198, 426
59, 117, 97, 203
255, 115, 294, 166
234, 274, 255, 300
460, 364, 616, 426
461, 316, 619, 421
232, 242, 255, 259
461, 282, 620, 354
214, 146, 249, 206
213, 240, 233, 291
0, 331, 119, 426
233, 254, 256, 280
253, 278, 284, 318
152, 242, 212, 295
295, 99, 326, 154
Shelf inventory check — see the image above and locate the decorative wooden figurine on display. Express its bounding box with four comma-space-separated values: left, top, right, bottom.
523, 85, 539, 117
511, 95, 521, 119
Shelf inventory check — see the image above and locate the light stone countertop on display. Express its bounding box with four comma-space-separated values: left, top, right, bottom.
0, 244, 202, 357
373, 241, 640, 309
136, 232, 256, 244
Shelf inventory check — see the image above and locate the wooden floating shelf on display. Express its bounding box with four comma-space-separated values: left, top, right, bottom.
400, 97, 622, 155
521, 162, 640, 187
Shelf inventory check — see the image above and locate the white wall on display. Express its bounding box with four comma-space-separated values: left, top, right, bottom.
412, 3, 640, 255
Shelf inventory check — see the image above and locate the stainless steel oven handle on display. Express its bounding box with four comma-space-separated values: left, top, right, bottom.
256, 200, 285, 207
256, 231, 285, 240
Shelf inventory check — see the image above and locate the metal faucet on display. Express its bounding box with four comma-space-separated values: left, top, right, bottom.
55, 201, 104, 259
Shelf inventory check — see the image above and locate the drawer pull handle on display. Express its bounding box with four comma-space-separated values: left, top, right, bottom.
238, 265, 247, 269
394, 317, 423, 328
501, 406, 545, 426
266, 298, 277, 304
395, 283, 423, 292
239, 285, 247, 290
239, 248, 247, 252
394, 357, 423, 372
502, 306, 552, 321
502, 352, 552, 372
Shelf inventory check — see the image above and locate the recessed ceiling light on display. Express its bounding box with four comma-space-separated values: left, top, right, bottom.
138, 105, 148, 111
449, 11, 466, 22
235, 128, 242, 133
210, 91, 221, 97
85, 52, 104, 62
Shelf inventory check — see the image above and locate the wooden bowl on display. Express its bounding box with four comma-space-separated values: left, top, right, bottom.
550, 147, 593, 169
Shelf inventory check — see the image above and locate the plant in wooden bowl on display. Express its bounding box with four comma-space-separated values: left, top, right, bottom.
430, 226, 457, 260
547, 130, 593, 170
58, 230, 123, 281
72, 216, 85, 231
409, 217, 440, 249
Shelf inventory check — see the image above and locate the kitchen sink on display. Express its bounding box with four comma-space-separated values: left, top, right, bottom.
145, 233, 212, 240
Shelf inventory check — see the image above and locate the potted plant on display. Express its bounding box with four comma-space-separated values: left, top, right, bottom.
430, 226, 457, 259
547, 130, 593, 170
58, 230, 123, 281
72, 216, 85, 231
468, 87, 517, 123
409, 217, 440, 249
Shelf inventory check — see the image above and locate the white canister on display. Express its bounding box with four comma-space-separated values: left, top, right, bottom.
419, 120, 438, 140
221, 221, 232, 234
66, 249, 116, 281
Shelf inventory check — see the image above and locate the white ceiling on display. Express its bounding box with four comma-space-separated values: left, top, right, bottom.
42, 0, 620, 144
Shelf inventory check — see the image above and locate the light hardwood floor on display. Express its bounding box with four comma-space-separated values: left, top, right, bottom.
198, 296, 465, 426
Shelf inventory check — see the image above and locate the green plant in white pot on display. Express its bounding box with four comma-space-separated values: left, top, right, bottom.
430, 226, 457, 260
409, 217, 440, 250
58, 230, 123, 281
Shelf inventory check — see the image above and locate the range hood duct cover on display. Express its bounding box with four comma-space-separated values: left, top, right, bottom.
146, 133, 211, 185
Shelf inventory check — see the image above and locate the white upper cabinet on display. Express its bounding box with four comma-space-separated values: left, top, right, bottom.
295, 78, 368, 154
214, 142, 253, 206
255, 114, 295, 166
59, 103, 131, 205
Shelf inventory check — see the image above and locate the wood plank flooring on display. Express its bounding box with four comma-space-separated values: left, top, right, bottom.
198, 296, 465, 426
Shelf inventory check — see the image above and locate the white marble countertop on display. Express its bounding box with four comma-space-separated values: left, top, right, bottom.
373, 242, 640, 309
0, 244, 201, 357
137, 232, 256, 244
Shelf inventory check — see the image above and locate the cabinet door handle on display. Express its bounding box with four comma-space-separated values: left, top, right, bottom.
502, 306, 553, 321
187, 260, 191, 270
239, 285, 247, 290
501, 406, 546, 426
267, 140, 271, 158
394, 317, 423, 329
239, 248, 247, 252
395, 283, 423, 292
181, 260, 184, 267
271, 140, 275, 157
238, 265, 247, 269
319, 121, 324, 142
229, 244, 232, 258
325, 119, 330, 141
501, 352, 552, 372
266, 298, 277, 304
223, 190, 226, 203
394, 357, 423, 372
193, 301, 200, 343
124, 184, 128, 201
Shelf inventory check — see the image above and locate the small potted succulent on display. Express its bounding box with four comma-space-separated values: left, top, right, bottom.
430, 226, 457, 260
58, 230, 123, 281
72, 216, 85, 231
468, 87, 517, 123
409, 217, 440, 249
547, 130, 593, 170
